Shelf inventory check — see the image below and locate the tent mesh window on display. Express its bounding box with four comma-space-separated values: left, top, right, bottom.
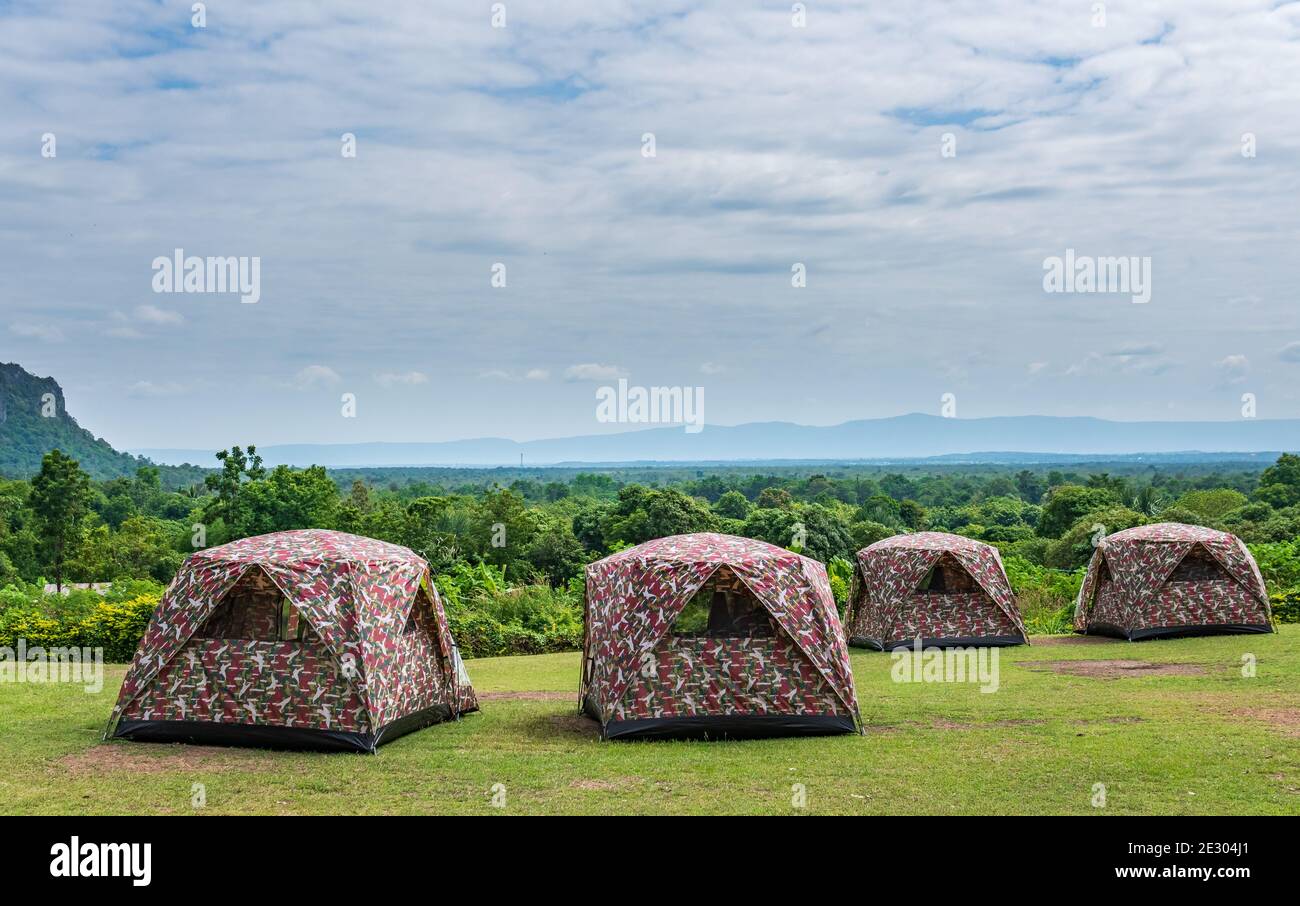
916, 554, 977, 594
1094, 556, 1114, 594
1168, 546, 1231, 583
673, 566, 775, 638
195, 567, 284, 642
408, 583, 446, 670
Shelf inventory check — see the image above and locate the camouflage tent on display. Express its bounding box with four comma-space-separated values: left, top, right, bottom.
107, 529, 478, 752
582, 533, 860, 740
846, 532, 1028, 649
1074, 522, 1272, 640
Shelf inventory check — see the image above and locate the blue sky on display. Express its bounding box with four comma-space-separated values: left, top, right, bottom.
3, 1, 1300, 449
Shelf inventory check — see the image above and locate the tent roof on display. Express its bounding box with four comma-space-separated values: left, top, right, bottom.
597, 532, 809, 567
192, 529, 425, 568
864, 531, 995, 555
1098, 522, 1234, 547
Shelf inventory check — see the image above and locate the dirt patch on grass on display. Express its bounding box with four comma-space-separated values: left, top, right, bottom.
56, 743, 276, 776
1031, 635, 1121, 647
478, 691, 573, 702
1026, 659, 1206, 679
543, 713, 602, 740
1229, 708, 1300, 738
569, 777, 639, 791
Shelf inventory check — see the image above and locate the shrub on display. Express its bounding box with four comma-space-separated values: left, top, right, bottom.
0, 608, 69, 650
0, 592, 159, 662
1269, 592, 1300, 625
826, 556, 855, 611
1018, 592, 1075, 635
1249, 540, 1300, 596
436, 563, 584, 657
0, 583, 39, 616
997, 536, 1050, 565
75, 594, 159, 662
1003, 555, 1084, 636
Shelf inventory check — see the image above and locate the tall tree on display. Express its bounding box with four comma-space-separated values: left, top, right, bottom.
29, 449, 93, 592
202, 445, 266, 536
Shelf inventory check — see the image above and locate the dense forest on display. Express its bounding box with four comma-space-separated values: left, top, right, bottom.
3, 445, 1299, 659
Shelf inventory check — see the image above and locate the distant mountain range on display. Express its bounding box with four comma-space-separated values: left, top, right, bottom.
132, 413, 1300, 469
5, 361, 1298, 477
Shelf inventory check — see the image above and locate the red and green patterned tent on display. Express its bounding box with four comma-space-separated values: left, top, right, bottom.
582, 533, 860, 740
107, 529, 478, 752
1074, 522, 1272, 640
846, 532, 1028, 649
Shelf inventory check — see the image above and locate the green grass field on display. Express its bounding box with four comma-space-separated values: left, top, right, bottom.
2, 628, 1297, 815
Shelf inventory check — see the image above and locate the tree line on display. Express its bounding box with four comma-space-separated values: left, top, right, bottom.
4, 445, 1300, 591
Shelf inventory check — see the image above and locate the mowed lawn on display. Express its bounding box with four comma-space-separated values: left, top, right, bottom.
2, 627, 1298, 815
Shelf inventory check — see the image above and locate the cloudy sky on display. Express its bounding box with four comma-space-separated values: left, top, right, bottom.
3, 1, 1300, 450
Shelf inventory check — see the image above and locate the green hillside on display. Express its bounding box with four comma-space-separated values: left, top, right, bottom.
0, 362, 151, 480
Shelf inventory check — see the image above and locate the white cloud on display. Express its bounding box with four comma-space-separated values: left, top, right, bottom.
292, 365, 342, 390
375, 370, 429, 387
127, 380, 188, 398
1215, 354, 1249, 386
1108, 343, 1164, 358
1280, 343, 1300, 364
9, 321, 64, 342
481, 367, 551, 382
700, 362, 725, 375
564, 363, 628, 382
134, 304, 184, 326
1026, 361, 1047, 374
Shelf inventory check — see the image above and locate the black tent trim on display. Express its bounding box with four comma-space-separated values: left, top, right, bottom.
1082, 621, 1274, 642
601, 714, 857, 741
112, 703, 457, 754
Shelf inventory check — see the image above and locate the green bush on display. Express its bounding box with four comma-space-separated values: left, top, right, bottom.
0, 592, 158, 662
436, 563, 583, 657
827, 556, 854, 611
997, 536, 1051, 565
1019, 594, 1075, 635
0, 608, 69, 649
1269, 592, 1300, 625
75, 594, 159, 662
1249, 540, 1300, 594
1003, 555, 1084, 636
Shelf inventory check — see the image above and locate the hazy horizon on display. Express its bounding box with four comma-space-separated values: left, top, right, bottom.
120, 410, 1300, 456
